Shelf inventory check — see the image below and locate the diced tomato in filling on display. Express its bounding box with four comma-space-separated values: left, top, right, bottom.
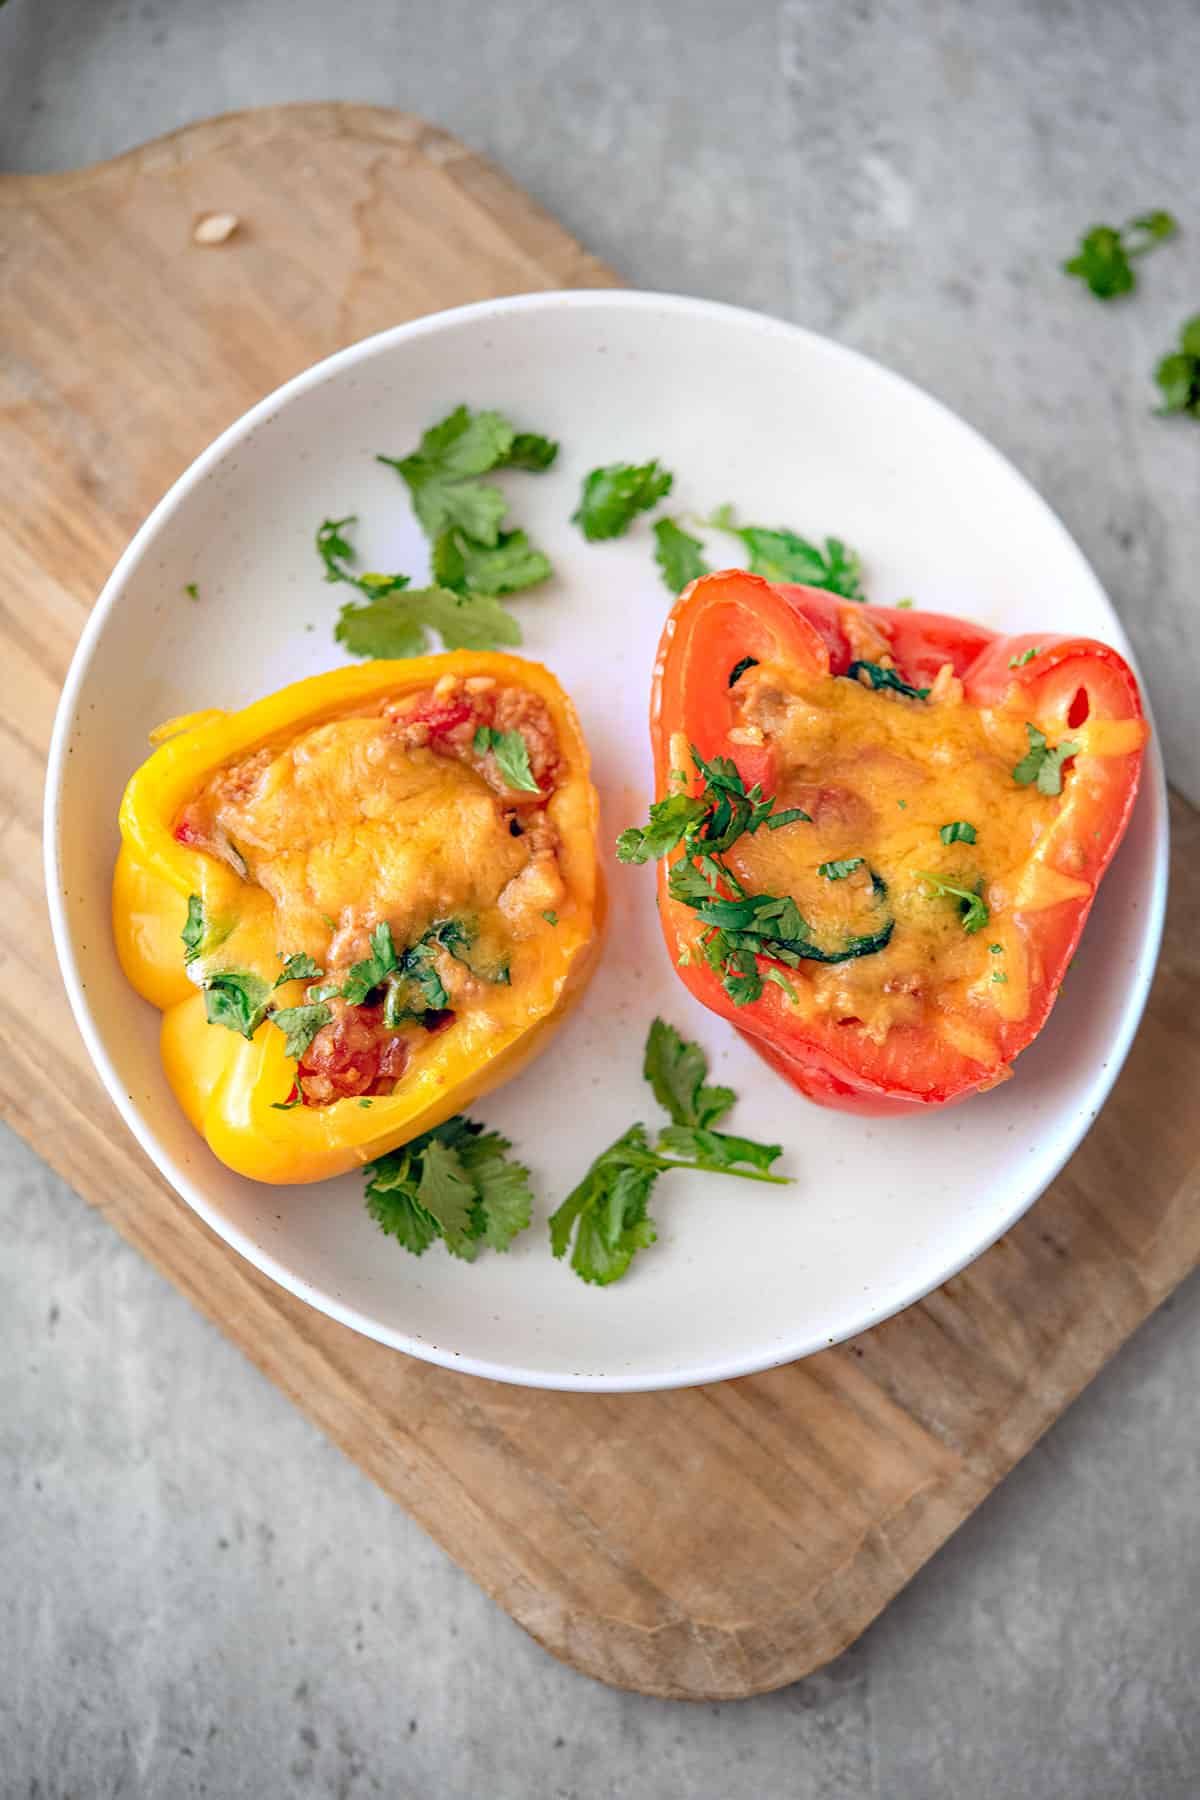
297, 1001, 414, 1105
405, 698, 475, 738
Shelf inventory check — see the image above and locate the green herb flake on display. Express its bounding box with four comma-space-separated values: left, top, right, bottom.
939, 821, 977, 846
358, 1099, 373, 1108
1154, 314, 1200, 420
1008, 646, 1042, 669
473, 725, 541, 793
894, 597, 914, 609
1012, 722, 1080, 796
376, 405, 552, 546
202, 970, 273, 1039
818, 857, 865, 880
274, 951, 324, 988
989, 943, 1004, 955
847, 660, 930, 701
572, 460, 673, 541
991, 970, 1008, 984
270, 1003, 333, 1060
1064, 211, 1178, 300
432, 526, 552, 598
541, 910, 558, 926
184, 582, 199, 601
182, 894, 206, 964
914, 871, 990, 934
653, 517, 709, 593
643, 1017, 735, 1130
709, 504, 865, 600
271, 1087, 303, 1112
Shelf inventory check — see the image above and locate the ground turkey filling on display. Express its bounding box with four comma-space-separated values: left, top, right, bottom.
174, 674, 564, 1105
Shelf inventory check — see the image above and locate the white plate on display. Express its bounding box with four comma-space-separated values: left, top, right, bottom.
45, 292, 1168, 1391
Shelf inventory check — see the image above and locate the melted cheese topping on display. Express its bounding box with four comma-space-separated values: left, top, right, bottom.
200, 714, 560, 966
727, 661, 1066, 1053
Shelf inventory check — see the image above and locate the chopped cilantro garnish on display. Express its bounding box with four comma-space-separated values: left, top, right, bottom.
550, 1022, 786, 1285
818, 857, 865, 880
272, 1086, 303, 1112
939, 821, 977, 845
991, 970, 1008, 984
1013, 722, 1079, 796
1064, 211, 1178, 300
341, 921, 400, 1006
619, 745, 889, 1002
182, 894, 205, 964
473, 725, 541, 793
653, 517, 709, 592
989, 943, 1004, 955
847, 660, 930, 700
184, 581, 199, 601
202, 971, 273, 1039
1008, 646, 1042, 669
894, 597, 914, 609
573, 460, 673, 540
915, 871, 989, 934
270, 1002, 332, 1060
365, 1115, 534, 1259
274, 952, 324, 987
1154, 315, 1200, 419
708, 503, 865, 600
541, 910, 558, 926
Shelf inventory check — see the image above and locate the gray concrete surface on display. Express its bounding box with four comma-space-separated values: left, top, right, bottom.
2, 0, 1198, 1794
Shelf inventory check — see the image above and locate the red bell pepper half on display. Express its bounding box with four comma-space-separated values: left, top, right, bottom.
625, 571, 1148, 1116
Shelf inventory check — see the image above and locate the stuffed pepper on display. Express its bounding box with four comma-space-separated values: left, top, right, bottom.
115, 653, 602, 1183
620, 571, 1148, 1115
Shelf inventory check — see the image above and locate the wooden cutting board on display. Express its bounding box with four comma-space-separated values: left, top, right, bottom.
3, 102, 1197, 1701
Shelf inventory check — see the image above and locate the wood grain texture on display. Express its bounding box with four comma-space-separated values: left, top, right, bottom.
1, 102, 1196, 1701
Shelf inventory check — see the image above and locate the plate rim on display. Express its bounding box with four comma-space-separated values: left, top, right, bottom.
43, 287, 1170, 1391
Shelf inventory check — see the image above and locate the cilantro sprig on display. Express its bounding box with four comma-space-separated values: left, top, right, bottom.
550, 1020, 787, 1286
939, 821, 977, 846
708, 504, 865, 601
1013, 722, 1080, 796
1154, 314, 1200, 420
366, 1116, 534, 1259
1063, 211, 1178, 300
573, 460, 673, 540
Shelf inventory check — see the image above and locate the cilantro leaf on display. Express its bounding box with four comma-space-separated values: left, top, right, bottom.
473, 725, 541, 793
818, 857, 865, 880
275, 952, 324, 987
378, 405, 556, 548
573, 460, 673, 540
270, 1002, 332, 1059
1154, 315, 1200, 419
643, 1017, 735, 1130
334, 585, 522, 659
709, 504, 865, 600
914, 871, 989, 934
1064, 211, 1178, 300
548, 1124, 660, 1284
316, 516, 412, 598
1012, 722, 1079, 796
416, 1139, 481, 1258
653, 517, 709, 593
1008, 646, 1042, 669
501, 432, 559, 471
656, 1124, 782, 1174
182, 894, 205, 964
616, 792, 708, 864
939, 821, 977, 845
364, 1115, 534, 1259
432, 527, 551, 597
847, 660, 930, 700
341, 921, 399, 1006
202, 970, 272, 1038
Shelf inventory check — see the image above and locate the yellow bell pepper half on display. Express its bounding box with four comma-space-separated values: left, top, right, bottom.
114, 653, 604, 1185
